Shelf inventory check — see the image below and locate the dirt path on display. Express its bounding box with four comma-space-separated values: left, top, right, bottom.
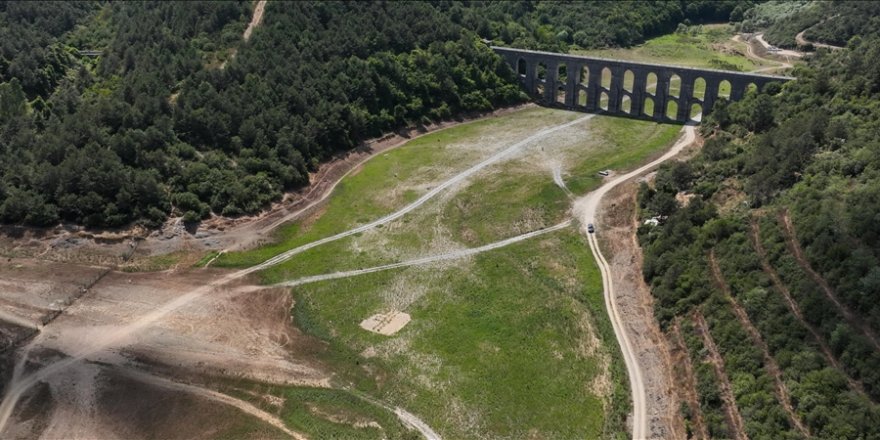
575, 122, 697, 440
708, 250, 810, 438
732, 34, 797, 74
119, 367, 306, 440
277, 220, 572, 287
753, 33, 804, 59
250, 115, 594, 272
779, 211, 880, 352
243, 0, 267, 41
751, 221, 870, 397
692, 311, 749, 440
794, 15, 843, 51
795, 30, 843, 50
597, 180, 684, 439
668, 320, 708, 440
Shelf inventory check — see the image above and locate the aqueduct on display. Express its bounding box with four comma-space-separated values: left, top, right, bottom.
492, 46, 793, 123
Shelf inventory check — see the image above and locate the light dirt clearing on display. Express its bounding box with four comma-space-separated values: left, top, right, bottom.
597, 178, 685, 440
243, 0, 267, 41
360, 311, 412, 336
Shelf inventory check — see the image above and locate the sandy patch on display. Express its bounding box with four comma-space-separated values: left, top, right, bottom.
360, 311, 411, 336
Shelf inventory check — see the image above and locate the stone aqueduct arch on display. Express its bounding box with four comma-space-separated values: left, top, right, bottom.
492, 47, 792, 123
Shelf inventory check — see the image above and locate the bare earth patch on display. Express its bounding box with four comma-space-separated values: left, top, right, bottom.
596, 179, 684, 440
360, 311, 411, 336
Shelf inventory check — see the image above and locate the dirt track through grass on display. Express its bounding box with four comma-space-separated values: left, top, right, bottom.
276, 220, 572, 287
0, 113, 595, 437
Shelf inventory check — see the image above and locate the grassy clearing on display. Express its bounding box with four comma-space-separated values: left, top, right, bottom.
215, 107, 581, 270
211, 105, 684, 437
575, 24, 764, 71
565, 117, 681, 194
218, 379, 415, 440
248, 112, 679, 284
292, 229, 624, 438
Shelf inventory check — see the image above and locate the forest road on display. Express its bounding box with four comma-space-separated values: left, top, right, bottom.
574, 122, 697, 440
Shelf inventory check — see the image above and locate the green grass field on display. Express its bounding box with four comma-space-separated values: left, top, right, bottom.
574, 24, 766, 71
209, 106, 682, 437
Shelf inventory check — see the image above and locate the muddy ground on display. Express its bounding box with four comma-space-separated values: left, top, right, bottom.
0, 258, 336, 438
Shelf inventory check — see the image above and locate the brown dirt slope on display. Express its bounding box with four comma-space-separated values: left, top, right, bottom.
668, 319, 709, 440
693, 310, 749, 440
597, 180, 684, 440
708, 250, 810, 438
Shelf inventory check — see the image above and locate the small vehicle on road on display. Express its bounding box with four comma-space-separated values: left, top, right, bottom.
587, 223, 595, 233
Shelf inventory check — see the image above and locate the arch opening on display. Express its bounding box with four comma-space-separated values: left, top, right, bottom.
601, 67, 612, 90
666, 100, 678, 120
599, 91, 609, 111
690, 103, 703, 122
624, 70, 635, 93
718, 80, 731, 99
746, 82, 759, 95
669, 74, 681, 98
517, 58, 527, 76
693, 77, 706, 101
646, 72, 658, 95
621, 95, 632, 114
643, 96, 655, 116
579, 89, 588, 107
536, 62, 548, 96
556, 63, 567, 104
580, 66, 590, 85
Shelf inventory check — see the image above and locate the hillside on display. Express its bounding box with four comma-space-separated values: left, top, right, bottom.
638, 23, 880, 440
0, 0, 750, 229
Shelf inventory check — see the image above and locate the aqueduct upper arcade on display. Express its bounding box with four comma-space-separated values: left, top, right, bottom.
492, 46, 793, 123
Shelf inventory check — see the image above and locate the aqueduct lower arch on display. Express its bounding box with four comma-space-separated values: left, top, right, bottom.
493, 46, 793, 123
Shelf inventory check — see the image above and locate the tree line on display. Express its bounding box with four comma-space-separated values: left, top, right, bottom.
1, 1, 757, 229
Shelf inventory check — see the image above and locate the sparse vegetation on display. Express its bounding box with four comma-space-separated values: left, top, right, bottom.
575, 24, 765, 71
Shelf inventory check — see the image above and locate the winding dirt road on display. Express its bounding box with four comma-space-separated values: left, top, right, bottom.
574, 123, 697, 440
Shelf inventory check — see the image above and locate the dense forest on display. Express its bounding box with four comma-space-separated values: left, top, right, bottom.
638, 19, 880, 439
1, 0, 752, 229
